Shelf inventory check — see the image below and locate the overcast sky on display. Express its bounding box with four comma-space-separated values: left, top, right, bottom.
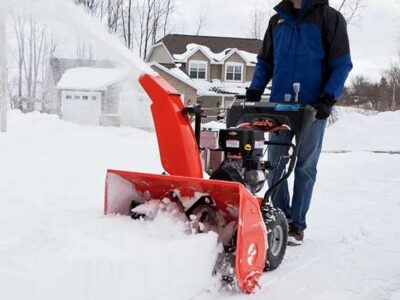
173, 0, 399, 81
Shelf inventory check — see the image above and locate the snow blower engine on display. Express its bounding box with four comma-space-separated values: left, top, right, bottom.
104, 74, 316, 293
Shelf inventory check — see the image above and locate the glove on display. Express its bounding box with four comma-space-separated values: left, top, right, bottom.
245, 88, 263, 102
316, 94, 336, 120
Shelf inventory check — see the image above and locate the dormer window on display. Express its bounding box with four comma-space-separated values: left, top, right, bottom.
225, 62, 243, 82
189, 61, 207, 80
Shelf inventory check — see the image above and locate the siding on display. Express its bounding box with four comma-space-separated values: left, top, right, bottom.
246, 66, 255, 82
147, 44, 174, 64
151, 65, 197, 105
210, 65, 222, 81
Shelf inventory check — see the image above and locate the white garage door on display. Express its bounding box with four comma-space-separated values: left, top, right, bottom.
61, 91, 102, 125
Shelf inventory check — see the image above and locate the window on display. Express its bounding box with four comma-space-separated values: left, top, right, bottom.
65, 95, 72, 100
82, 96, 89, 100
189, 61, 207, 80
91, 96, 97, 101
74, 95, 80, 100
225, 63, 243, 82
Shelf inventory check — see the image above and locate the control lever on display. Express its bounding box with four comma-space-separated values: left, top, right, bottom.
293, 83, 301, 102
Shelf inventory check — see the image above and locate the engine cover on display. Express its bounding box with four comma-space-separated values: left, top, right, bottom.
219, 128, 265, 163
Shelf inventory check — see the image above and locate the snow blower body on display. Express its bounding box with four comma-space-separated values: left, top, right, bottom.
104, 74, 316, 293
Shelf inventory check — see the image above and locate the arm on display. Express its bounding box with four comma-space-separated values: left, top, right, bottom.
247, 19, 275, 101
317, 10, 353, 119
323, 11, 353, 100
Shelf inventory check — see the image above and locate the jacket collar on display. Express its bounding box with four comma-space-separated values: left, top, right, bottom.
274, 0, 328, 25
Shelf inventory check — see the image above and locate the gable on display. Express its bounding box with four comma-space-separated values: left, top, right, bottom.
146, 43, 174, 64
224, 52, 246, 65
187, 49, 210, 62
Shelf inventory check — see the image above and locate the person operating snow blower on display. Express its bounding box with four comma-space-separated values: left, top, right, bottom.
246, 0, 353, 245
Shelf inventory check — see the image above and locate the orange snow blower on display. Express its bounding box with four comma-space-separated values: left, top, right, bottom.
104, 74, 316, 293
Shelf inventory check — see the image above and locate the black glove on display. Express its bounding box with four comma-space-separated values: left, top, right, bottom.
245, 88, 263, 102
316, 94, 336, 120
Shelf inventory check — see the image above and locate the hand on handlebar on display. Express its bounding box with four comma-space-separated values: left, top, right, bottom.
245, 88, 263, 102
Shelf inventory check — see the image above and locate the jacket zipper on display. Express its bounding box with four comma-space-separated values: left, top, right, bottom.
291, 22, 299, 100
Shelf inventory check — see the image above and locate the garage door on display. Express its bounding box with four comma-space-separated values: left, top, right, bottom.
61, 91, 102, 125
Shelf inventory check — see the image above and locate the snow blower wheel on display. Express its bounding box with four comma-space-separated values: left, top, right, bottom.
262, 207, 288, 271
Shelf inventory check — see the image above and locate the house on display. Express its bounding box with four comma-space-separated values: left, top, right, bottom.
44, 58, 153, 128
146, 34, 269, 115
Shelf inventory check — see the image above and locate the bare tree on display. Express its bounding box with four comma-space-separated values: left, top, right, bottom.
121, 0, 134, 49
249, 0, 273, 39
163, 0, 174, 37
384, 64, 400, 111
133, 0, 175, 58
13, 15, 26, 98
334, 0, 365, 24
107, 0, 123, 33
11, 13, 58, 103
194, 5, 207, 36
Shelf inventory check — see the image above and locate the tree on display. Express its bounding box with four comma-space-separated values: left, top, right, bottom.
249, 0, 273, 39
194, 5, 207, 36
384, 65, 400, 111
134, 0, 176, 59
334, 0, 365, 24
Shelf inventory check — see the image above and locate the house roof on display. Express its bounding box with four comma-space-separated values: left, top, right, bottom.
50, 58, 114, 85
173, 44, 258, 66
56, 67, 131, 91
157, 34, 263, 55
149, 62, 198, 90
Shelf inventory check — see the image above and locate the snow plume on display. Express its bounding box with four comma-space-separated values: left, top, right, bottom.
6, 0, 155, 79
5, 0, 157, 129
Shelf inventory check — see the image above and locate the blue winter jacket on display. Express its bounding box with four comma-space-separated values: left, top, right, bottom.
250, 0, 353, 104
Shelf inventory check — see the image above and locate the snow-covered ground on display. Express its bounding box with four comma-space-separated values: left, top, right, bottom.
0, 109, 399, 300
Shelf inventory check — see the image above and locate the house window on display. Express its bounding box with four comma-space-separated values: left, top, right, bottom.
66, 95, 72, 100
225, 63, 243, 82
91, 96, 97, 101
189, 61, 207, 80
82, 96, 89, 100
74, 95, 80, 100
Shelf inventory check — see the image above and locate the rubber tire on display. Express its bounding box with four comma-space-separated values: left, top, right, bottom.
263, 208, 288, 271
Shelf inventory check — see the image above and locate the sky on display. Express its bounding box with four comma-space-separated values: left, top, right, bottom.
173, 0, 399, 81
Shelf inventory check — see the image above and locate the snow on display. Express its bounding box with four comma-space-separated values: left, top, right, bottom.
324, 108, 400, 152
0, 110, 219, 300
1, 109, 400, 300
174, 44, 227, 62
194, 79, 257, 97
57, 67, 132, 91
240, 51, 258, 64
173, 44, 256, 66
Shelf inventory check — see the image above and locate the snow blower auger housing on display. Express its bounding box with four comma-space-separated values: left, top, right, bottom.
104, 74, 316, 294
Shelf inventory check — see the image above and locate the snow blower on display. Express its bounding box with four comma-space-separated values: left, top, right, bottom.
104, 74, 315, 293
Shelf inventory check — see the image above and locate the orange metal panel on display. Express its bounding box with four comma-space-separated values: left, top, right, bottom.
139, 74, 203, 179
105, 170, 266, 293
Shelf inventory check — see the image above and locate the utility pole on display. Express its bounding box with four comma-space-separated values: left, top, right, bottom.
0, 2, 8, 132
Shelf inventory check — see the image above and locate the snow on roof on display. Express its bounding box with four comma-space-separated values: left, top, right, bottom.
57, 67, 131, 91
149, 62, 198, 90
240, 50, 258, 64
173, 44, 256, 65
195, 79, 270, 97
169, 67, 197, 88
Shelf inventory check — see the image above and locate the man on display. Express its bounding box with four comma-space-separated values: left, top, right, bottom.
246, 0, 352, 245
